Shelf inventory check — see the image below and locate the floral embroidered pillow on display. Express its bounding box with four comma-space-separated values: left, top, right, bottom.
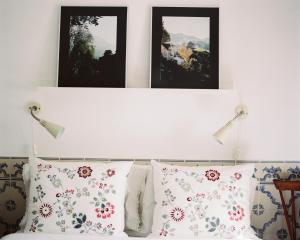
151, 161, 255, 238
24, 157, 132, 235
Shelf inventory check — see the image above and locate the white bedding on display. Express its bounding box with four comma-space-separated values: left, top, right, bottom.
1, 233, 261, 240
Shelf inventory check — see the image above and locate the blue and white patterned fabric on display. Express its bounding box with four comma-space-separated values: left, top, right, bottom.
251, 163, 300, 240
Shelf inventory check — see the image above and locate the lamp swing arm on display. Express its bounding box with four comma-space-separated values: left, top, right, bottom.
227, 109, 245, 126
30, 109, 48, 128
30, 106, 42, 122
220, 110, 244, 130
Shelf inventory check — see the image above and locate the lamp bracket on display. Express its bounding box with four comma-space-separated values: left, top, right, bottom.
235, 105, 248, 119
28, 102, 41, 114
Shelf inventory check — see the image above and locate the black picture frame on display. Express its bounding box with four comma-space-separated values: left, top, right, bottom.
151, 7, 219, 89
58, 6, 127, 88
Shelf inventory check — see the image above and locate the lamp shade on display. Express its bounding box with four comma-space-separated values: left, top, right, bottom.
39, 119, 65, 139
213, 122, 233, 145
213, 105, 248, 145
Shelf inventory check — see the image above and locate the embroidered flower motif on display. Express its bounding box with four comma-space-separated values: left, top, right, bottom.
86, 220, 92, 227
234, 172, 242, 180
72, 213, 87, 229
175, 178, 192, 191
37, 163, 52, 172
29, 216, 41, 232
106, 169, 115, 177
62, 201, 70, 208
66, 189, 75, 194
77, 166, 93, 178
205, 217, 220, 232
160, 229, 168, 236
194, 204, 206, 219
170, 207, 185, 222
96, 202, 115, 218
228, 205, 245, 221
39, 203, 53, 218
196, 193, 206, 198
205, 169, 220, 181
52, 179, 62, 187
99, 183, 107, 189
164, 189, 171, 195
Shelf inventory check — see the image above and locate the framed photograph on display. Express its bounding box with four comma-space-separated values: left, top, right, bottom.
58, 7, 127, 87
151, 7, 219, 89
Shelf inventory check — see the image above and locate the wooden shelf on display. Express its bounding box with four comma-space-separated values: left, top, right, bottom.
37, 87, 237, 97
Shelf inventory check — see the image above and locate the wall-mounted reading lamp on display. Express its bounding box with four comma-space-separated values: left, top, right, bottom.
213, 105, 248, 145
28, 102, 65, 139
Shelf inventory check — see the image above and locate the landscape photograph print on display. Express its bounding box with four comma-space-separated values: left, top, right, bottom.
58, 7, 127, 87
151, 7, 219, 89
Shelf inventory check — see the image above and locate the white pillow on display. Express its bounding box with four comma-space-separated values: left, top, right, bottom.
125, 165, 155, 237
20, 162, 151, 235
139, 165, 155, 235
150, 160, 255, 238
125, 165, 149, 231
23, 157, 132, 235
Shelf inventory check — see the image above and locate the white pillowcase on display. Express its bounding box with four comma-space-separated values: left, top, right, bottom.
21, 163, 147, 233
150, 160, 255, 238
125, 165, 155, 237
20, 160, 154, 236
139, 165, 155, 235
23, 157, 132, 236
125, 165, 149, 231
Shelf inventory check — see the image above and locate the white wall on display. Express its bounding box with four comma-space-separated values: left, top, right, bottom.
0, 0, 299, 160
33, 88, 239, 160
220, 0, 300, 160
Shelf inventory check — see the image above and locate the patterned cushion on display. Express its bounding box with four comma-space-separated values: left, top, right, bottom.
150, 160, 255, 238
23, 157, 132, 235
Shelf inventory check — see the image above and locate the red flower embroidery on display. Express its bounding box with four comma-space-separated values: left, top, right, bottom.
37, 164, 52, 172
99, 183, 107, 189
96, 202, 115, 218
228, 205, 245, 221
196, 193, 205, 198
107, 169, 115, 177
205, 169, 220, 181
234, 172, 242, 180
170, 207, 185, 222
29, 216, 39, 232
77, 166, 93, 178
65, 189, 74, 194
29, 225, 36, 232
160, 229, 168, 236
39, 203, 53, 218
